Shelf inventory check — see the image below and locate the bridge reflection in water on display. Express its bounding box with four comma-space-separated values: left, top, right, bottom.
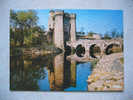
10, 52, 92, 91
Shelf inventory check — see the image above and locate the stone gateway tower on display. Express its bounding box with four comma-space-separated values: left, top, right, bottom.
48, 10, 76, 49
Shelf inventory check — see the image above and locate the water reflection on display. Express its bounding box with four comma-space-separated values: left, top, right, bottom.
48, 53, 76, 91
10, 55, 46, 91
10, 52, 92, 91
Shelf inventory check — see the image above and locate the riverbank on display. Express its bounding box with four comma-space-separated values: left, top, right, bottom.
10, 45, 62, 57
87, 53, 124, 91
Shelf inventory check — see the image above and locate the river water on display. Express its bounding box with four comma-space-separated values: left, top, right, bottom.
10, 52, 92, 91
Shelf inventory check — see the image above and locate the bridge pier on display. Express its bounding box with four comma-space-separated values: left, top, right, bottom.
100, 50, 105, 58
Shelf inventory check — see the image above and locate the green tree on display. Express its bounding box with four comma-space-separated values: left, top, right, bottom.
88, 31, 95, 37
111, 29, 117, 38
10, 10, 39, 47
110, 29, 123, 38
103, 32, 111, 39
16, 10, 38, 46
32, 26, 45, 46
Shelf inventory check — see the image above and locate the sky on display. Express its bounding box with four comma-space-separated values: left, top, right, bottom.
35, 9, 123, 35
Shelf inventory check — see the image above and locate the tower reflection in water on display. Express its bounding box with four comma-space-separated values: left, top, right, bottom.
47, 53, 76, 91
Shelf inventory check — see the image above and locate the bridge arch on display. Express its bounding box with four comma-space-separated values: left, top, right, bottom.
105, 42, 121, 55
75, 44, 85, 57
89, 44, 101, 58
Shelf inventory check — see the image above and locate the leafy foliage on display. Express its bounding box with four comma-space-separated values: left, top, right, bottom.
10, 10, 45, 47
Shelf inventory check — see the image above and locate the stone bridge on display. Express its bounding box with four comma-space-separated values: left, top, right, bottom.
66, 38, 123, 59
